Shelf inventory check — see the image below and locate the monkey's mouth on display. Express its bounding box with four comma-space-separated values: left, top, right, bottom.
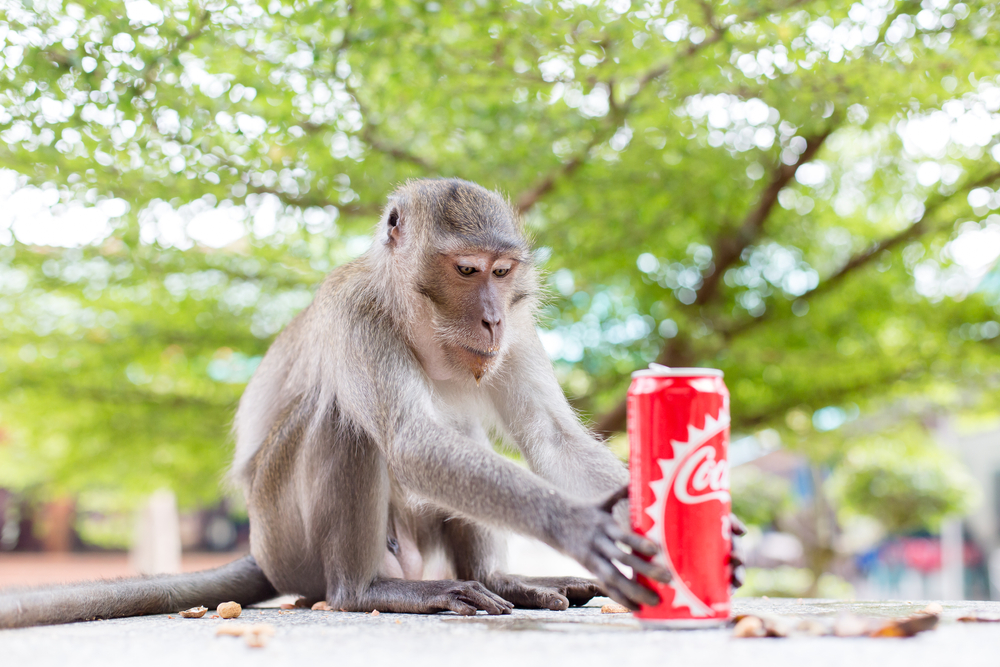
460, 345, 498, 359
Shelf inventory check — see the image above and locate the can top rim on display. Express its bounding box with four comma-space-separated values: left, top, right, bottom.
631, 364, 724, 379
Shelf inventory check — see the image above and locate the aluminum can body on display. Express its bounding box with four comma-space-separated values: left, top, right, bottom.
627, 366, 731, 626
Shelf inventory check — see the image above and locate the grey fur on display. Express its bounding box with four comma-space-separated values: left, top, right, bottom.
0, 178, 671, 628
0, 556, 275, 629
232, 178, 669, 613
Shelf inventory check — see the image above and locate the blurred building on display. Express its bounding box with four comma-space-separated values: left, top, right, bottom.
938, 417, 1000, 599
739, 435, 996, 601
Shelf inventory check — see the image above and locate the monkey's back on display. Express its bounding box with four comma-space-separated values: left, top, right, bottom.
231, 256, 391, 487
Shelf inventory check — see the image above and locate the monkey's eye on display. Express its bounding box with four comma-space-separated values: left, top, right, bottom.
493, 268, 510, 277
457, 265, 477, 276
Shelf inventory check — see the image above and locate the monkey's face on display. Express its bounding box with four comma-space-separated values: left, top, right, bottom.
418, 250, 523, 382
381, 179, 534, 383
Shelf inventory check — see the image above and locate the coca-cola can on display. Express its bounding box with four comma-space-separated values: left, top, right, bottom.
627, 364, 731, 627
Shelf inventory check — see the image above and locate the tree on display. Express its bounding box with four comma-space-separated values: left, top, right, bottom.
0, 0, 998, 507
829, 425, 978, 534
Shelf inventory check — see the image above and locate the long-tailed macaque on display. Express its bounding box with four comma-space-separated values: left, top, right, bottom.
1, 179, 740, 628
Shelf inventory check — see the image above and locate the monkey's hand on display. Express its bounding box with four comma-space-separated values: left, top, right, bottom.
729, 512, 747, 590
559, 485, 672, 611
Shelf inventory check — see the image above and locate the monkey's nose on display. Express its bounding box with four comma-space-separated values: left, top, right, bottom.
482, 318, 501, 343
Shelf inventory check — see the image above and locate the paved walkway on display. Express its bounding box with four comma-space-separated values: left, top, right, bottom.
2, 598, 998, 667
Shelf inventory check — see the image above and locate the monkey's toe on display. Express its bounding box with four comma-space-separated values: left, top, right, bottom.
441, 581, 513, 615
541, 593, 570, 611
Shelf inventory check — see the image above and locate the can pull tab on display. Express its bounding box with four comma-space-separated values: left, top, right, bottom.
649, 363, 671, 372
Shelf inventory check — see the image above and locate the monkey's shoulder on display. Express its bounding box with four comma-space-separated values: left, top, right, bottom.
309, 260, 397, 328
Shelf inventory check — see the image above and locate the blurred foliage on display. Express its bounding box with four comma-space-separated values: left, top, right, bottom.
734, 565, 855, 599
731, 466, 794, 528
827, 426, 979, 533
76, 496, 133, 550
0, 0, 998, 510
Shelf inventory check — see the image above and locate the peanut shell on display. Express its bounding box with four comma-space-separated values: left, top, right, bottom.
217, 601, 242, 619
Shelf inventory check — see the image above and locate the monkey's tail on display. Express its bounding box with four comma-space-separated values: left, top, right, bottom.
0, 554, 277, 629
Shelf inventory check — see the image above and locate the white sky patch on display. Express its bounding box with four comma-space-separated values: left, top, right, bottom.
0, 175, 122, 247
683, 93, 782, 152
917, 217, 1000, 300
140, 197, 249, 249
916, 161, 942, 186
139, 200, 192, 249
187, 206, 246, 248
9, 198, 115, 247
795, 162, 830, 187
948, 220, 1000, 273
124, 0, 164, 25
251, 193, 283, 238
897, 91, 1000, 159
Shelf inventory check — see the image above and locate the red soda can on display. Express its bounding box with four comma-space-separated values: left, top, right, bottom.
627, 364, 731, 626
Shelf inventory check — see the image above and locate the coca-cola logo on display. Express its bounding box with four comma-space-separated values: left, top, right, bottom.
673, 444, 730, 504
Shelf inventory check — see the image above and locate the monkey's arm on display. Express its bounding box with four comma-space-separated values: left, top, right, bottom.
489, 333, 745, 589
488, 330, 628, 501
385, 406, 664, 608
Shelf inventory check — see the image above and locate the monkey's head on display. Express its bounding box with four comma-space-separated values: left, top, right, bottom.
377, 179, 536, 383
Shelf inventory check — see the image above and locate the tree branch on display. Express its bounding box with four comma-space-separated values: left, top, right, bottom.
339, 82, 436, 172
514, 7, 730, 216
719, 166, 1000, 340
598, 167, 1000, 436
359, 125, 436, 171
695, 129, 833, 306
516, 151, 589, 214
735, 364, 916, 431
592, 335, 697, 437
246, 185, 382, 216
514, 0, 821, 218
811, 168, 1000, 298
141, 9, 212, 89
592, 131, 832, 436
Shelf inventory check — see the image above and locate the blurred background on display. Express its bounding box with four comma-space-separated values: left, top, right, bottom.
0, 0, 998, 601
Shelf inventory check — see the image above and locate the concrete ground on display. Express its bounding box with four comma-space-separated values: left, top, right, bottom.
2, 598, 999, 667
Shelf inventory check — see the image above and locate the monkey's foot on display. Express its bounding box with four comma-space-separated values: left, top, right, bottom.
485, 575, 604, 611
333, 579, 514, 616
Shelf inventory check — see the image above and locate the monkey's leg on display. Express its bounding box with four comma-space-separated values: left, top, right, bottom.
443, 518, 603, 611
287, 407, 510, 616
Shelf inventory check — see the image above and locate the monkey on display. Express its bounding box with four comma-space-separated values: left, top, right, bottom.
0, 179, 742, 628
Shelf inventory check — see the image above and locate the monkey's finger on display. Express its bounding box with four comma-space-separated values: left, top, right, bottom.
458, 594, 508, 615
731, 564, 746, 590
589, 556, 660, 608
601, 582, 640, 612
563, 580, 605, 606
467, 581, 515, 611
583, 580, 608, 598
599, 485, 630, 513
458, 583, 513, 615
729, 533, 745, 567
604, 522, 659, 558
595, 536, 671, 584
730, 513, 747, 536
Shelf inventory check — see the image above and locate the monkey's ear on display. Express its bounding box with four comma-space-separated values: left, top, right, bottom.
385, 208, 402, 246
